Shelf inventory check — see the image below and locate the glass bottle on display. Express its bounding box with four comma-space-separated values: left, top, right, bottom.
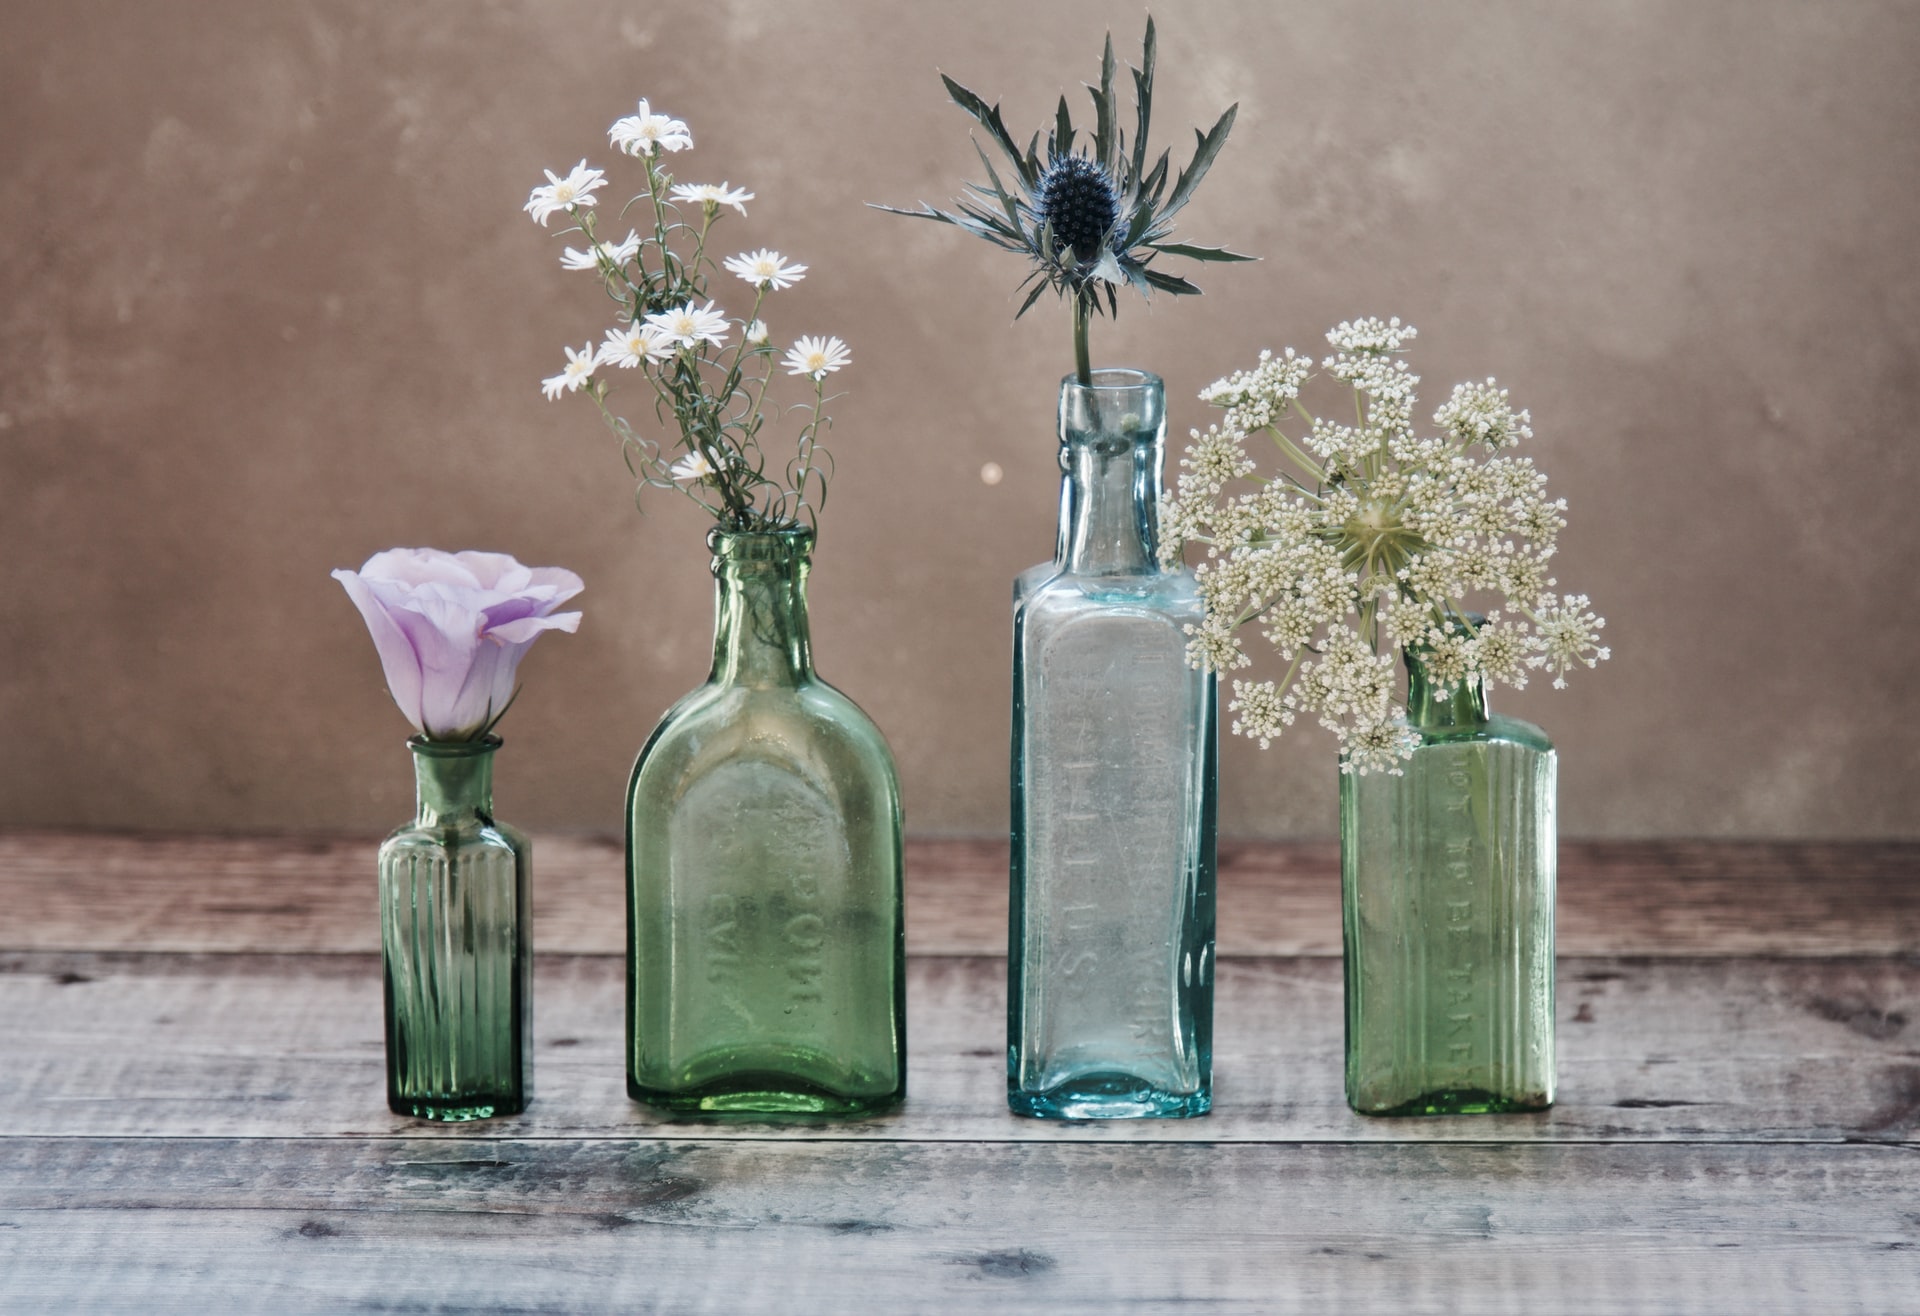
1008, 369, 1218, 1120
1341, 647, 1557, 1115
378, 735, 532, 1121
626, 526, 906, 1117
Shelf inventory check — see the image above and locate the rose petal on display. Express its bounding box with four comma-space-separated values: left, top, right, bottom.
487, 611, 583, 644
360, 548, 483, 592
525, 567, 586, 607
332, 568, 426, 732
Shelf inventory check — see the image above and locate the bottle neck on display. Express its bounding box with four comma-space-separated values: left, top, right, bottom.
1055, 369, 1166, 575
709, 528, 815, 689
1405, 650, 1490, 730
409, 736, 498, 827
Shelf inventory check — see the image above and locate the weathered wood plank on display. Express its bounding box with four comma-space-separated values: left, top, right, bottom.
2, 831, 1916, 956
3, 1138, 1916, 1313
4, 951, 1914, 1144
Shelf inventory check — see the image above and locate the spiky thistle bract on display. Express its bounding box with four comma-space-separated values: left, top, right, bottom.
876, 16, 1254, 383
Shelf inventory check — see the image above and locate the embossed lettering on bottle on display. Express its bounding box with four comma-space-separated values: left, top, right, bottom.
1008, 369, 1217, 1120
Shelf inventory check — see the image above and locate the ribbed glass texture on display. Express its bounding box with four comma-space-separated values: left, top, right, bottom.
378, 736, 531, 1121
1341, 652, 1556, 1116
1009, 369, 1217, 1120
627, 527, 906, 1117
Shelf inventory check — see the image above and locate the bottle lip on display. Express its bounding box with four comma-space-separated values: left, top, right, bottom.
406, 734, 502, 758
1059, 367, 1163, 394
707, 524, 816, 560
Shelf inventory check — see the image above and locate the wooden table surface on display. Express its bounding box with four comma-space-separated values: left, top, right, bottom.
3, 833, 1917, 1312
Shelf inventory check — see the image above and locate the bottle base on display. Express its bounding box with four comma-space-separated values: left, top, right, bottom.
628, 1071, 903, 1119
1008, 1072, 1210, 1120
1349, 1086, 1552, 1117
389, 1094, 525, 1122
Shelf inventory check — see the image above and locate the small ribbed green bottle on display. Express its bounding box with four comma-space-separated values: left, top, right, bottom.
1341, 646, 1556, 1116
378, 735, 532, 1121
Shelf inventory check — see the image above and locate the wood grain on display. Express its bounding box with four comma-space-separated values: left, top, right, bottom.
4, 1137, 1917, 1313
2, 831, 1917, 956
4, 951, 1914, 1144
5, 832, 1918, 1311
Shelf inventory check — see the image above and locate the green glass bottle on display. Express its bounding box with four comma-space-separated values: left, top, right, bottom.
378, 735, 532, 1121
1341, 647, 1556, 1116
626, 527, 906, 1116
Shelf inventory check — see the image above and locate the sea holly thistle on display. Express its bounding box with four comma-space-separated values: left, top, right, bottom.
527, 100, 846, 532
876, 16, 1254, 383
1162, 319, 1611, 775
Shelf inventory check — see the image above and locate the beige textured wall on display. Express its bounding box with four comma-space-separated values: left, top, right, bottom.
3, 2, 1916, 838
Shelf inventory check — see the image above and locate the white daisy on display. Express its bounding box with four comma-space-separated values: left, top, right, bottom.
670, 449, 716, 482
541, 342, 598, 400
783, 335, 851, 380
559, 229, 641, 271
608, 99, 692, 156
524, 161, 607, 227
669, 182, 753, 216
723, 249, 808, 290
642, 300, 730, 351
744, 320, 769, 346
597, 323, 675, 370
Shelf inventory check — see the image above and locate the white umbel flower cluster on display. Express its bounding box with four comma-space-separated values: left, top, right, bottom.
1164, 318, 1610, 773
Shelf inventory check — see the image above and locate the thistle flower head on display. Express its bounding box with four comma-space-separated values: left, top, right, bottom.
875, 16, 1254, 376
1033, 156, 1119, 264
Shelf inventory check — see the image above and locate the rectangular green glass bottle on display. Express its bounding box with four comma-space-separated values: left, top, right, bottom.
1341, 652, 1555, 1116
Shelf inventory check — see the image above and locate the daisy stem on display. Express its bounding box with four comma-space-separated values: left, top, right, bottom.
715, 286, 767, 430
690, 209, 715, 281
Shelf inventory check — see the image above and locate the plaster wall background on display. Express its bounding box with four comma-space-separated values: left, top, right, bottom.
3, 0, 1916, 838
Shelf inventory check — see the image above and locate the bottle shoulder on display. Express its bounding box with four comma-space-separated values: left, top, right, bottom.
630, 676, 900, 793
1015, 561, 1201, 622
1416, 713, 1555, 755
379, 817, 522, 860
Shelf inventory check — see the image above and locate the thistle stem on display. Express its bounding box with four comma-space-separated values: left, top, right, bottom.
1072, 296, 1093, 385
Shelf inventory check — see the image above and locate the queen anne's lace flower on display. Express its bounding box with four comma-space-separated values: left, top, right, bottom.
1228, 679, 1293, 748
1527, 594, 1610, 688
1197, 348, 1312, 434
1167, 319, 1608, 771
1436, 379, 1533, 451
1177, 425, 1256, 499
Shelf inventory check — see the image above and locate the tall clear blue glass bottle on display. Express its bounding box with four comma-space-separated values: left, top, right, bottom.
1008, 369, 1217, 1119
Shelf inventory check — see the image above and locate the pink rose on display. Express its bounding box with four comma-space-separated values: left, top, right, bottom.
333, 549, 583, 740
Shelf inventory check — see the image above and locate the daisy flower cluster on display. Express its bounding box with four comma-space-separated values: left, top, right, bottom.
526, 100, 851, 531
1161, 319, 1610, 774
